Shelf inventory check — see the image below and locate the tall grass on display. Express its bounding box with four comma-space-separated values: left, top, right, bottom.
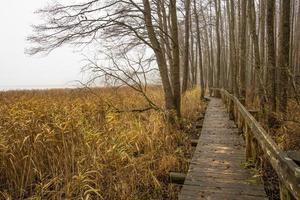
0, 87, 205, 199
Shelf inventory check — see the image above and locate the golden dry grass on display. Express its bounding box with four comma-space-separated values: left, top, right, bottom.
0, 87, 205, 200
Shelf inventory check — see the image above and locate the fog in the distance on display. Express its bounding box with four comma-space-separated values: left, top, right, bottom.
0, 0, 83, 90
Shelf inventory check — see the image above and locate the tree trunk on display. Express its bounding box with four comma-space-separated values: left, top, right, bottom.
278, 0, 291, 113
143, 0, 175, 113
214, 0, 221, 88
190, 13, 197, 87
170, 0, 181, 117
200, 4, 212, 92
248, 0, 268, 103
209, 3, 215, 92
259, 0, 266, 94
194, 0, 205, 99
182, 0, 191, 93
228, 0, 238, 95
239, 0, 247, 101
266, 0, 277, 112
260, 0, 266, 67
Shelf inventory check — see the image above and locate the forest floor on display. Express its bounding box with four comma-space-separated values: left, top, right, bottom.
0, 86, 206, 200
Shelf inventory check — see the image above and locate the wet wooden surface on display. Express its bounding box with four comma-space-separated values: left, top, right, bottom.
179, 98, 267, 200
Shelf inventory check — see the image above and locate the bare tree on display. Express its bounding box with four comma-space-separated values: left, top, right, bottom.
82, 49, 161, 112
27, 0, 182, 117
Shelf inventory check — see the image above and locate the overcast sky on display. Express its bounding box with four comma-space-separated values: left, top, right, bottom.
0, 0, 83, 90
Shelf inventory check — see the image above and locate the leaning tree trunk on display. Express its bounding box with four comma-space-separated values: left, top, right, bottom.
143, 0, 176, 114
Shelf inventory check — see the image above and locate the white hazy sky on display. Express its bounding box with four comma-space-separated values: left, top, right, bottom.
0, 0, 83, 90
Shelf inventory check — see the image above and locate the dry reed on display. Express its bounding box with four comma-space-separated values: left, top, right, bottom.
0, 87, 205, 200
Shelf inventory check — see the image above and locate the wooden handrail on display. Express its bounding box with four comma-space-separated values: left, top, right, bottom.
211, 88, 300, 200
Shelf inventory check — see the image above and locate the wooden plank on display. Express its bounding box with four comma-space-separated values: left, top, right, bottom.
180, 184, 266, 196
179, 98, 267, 200
179, 185, 268, 200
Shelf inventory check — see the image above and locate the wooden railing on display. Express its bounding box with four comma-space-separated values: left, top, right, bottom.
211, 88, 300, 200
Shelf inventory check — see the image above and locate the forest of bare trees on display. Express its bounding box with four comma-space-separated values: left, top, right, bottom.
27, 0, 300, 120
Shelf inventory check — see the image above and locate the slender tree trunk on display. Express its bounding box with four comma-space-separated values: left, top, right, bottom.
190, 14, 197, 87
170, 0, 181, 117
239, 0, 247, 101
259, 0, 266, 87
194, 0, 205, 98
295, 1, 300, 76
248, 0, 268, 103
228, 0, 238, 95
194, 43, 198, 86
278, 0, 291, 113
182, 0, 191, 93
209, 3, 215, 92
221, 2, 228, 89
161, 0, 174, 85
294, 1, 300, 98
200, 4, 211, 92
266, 0, 277, 112
214, 0, 221, 88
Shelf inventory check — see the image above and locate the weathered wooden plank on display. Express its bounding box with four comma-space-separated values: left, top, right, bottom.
179, 98, 267, 200
179, 185, 268, 200
180, 185, 266, 197
183, 171, 256, 180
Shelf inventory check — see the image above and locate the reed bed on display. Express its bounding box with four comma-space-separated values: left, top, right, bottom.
0, 87, 205, 200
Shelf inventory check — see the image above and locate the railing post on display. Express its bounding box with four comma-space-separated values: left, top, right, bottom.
229, 100, 234, 120
233, 105, 237, 123
244, 125, 252, 160
237, 111, 242, 129
251, 138, 259, 164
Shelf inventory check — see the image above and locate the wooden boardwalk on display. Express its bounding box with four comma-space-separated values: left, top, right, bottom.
179, 97, 267, 200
